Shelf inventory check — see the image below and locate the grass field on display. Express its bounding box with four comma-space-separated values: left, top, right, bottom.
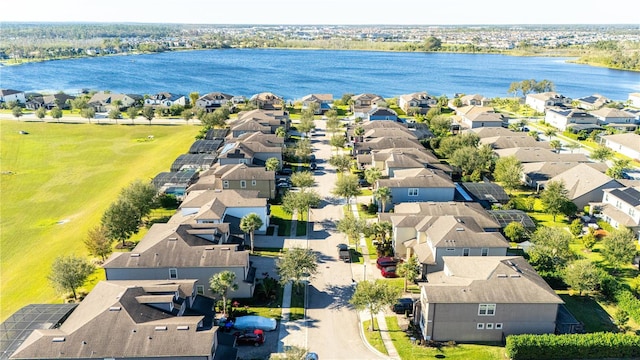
0, 121, 199, 321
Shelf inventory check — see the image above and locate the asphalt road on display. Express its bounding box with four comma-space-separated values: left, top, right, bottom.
300, 121, 386, 359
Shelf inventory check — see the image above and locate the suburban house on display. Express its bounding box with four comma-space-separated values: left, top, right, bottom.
9, 280, 231, 360
494, 147, 589, 164
576, 94, 610, 110
376, 168, 456, 211
301, 93, 333, 114
521, 161, 609, 190
590, 107, 638, 130
596, 186, 640, 241
170, 189, 269, 234
25, 93, 75, 110
361, 127, 418, 141
548, 163, 623, 209
525, 92, 572, 113
399, 91, 438, 115
229, 118, 272, 138
88, 91, 142, 112
480, 134, 549, 150
351, 93, 385, 117
629, 93, 640, 108
358, 147, 447, 177
544, 107, 598, 131
0, 89, 26, 104
459, 94, 490, 107
103, 223, 255, 298
379, 201, 501, 257
196, 92, 234, 112
456, 106, 506, 129
188, 163, 276, 199
414, 256, 563, 342
404, 215, 510, 274
471, 127, 523, 138
231, 131, 285, 148
217, 140, 282, 166
601, 133, 640, 160
366, 107, 401, 122
349, 119, 432, 142
249, 92, 283, 110
353, 137, 424, 155
144, 92, 188, 108
234, 109, 290, 134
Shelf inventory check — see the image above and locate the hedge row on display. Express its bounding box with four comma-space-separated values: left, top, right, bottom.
505, 332, 640, 360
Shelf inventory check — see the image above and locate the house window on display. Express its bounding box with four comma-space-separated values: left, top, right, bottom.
495, 323, 503, 330
629, 208, 635, 217
196, 285, 205, 295
169, 268, 178, 279
478, 304, 496, 316
240, 180, 247, 188
481, 248, 489, 256
477, 323, 484, 330
463, 248, 470, 256
252, 180, 257, 186
486, 323, 494, 329
408, 188, 419, 196
223, 180, 229, 189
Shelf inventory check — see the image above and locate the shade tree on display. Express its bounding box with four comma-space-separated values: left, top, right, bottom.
350, 280, 400, 331
48, 255, 95, 300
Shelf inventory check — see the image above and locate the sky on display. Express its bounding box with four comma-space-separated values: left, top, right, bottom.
0, 0, 638, 25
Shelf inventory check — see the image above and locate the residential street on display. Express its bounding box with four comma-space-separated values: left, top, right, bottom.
263, 120, 389, 359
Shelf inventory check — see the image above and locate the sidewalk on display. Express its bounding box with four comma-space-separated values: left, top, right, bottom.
350, 200, 400, 360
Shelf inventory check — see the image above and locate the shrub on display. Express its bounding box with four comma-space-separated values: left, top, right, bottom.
506, 332, 640, 360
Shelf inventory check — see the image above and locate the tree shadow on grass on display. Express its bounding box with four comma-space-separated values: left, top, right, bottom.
559, 293, 618, 333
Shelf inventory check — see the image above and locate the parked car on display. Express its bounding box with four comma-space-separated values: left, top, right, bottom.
337, 243, 350, 262
310, 154, 316, 162
278, 167, 293, 175
381, 266, 397, 278
310, 162, 317, 170
392, 298, 414, 314
376, 256, 398, 269
233, 315, 277, 331
306, 352, 319, 360
358, 178, 369, 187
234, 329, 265, 346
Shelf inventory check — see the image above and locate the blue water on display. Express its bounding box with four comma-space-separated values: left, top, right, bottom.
1, 48, 639, 101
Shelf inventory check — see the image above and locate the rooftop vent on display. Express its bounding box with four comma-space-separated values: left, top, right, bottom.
52, 337, 65, 342
221, 247, 230, 251
205, 246, 214, 250
130, 253, 140, 257
455, 228, 464, 231
497, 274, 508, 278
168, 237, 178, 241
109, 306, 121, 311
510, 274, 521, 278
154, 326, 167, 331
177, 326, 189, 330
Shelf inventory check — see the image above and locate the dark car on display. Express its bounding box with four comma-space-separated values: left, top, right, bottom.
278, 168, 293, 175
337, 243, 350, 262
376, 256, 398, 269
310, 154, 316, 162
234, 329, 265, 347
381, 266, 397, 278
392, 298, 414, 314
310, 162, 317, 170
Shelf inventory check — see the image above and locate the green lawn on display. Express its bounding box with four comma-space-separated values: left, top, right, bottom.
0, 121, 199, 321
269, 205, 293, 236
384, 316, 506, 360
362, 318, 388, 355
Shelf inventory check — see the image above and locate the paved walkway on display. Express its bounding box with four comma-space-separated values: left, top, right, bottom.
349, 201, 400, 359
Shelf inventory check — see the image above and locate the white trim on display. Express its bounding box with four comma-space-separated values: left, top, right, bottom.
477, 323, 484, 330
169, 268, 178, 279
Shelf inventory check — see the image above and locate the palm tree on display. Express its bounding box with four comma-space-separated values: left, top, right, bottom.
543, 128, 556, 139
240, 213, 263, 254
373, 186, 392, 212
209, 271, 238, 317
549, 139, 562, 153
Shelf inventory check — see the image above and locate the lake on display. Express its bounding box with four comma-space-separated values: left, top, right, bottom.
1, 48, 639, 101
